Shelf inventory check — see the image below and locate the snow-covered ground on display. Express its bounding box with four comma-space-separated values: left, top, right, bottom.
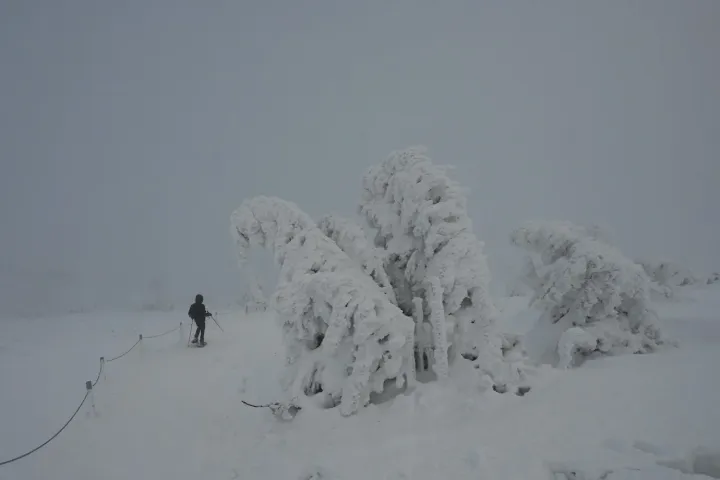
1, 288, 719, 479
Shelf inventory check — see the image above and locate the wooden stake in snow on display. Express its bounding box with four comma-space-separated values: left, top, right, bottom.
85, 381, 97, 417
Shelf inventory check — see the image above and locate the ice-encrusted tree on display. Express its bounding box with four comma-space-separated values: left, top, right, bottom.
230, 196, 415, 416
244, 275, 268, 313
359, 147, 512, 387
510, 220, 670, 368
317, 214, 396, 304
637, 259, 706, 298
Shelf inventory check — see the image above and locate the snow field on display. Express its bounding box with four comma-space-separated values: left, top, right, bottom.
1, 287, 719, 479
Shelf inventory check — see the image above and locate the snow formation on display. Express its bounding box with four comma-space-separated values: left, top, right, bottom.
511, 220, 670, 368
637, 259, 720, 298
359, 147, 512, 387
230, 196, 415, 416
638, 260, 702, 288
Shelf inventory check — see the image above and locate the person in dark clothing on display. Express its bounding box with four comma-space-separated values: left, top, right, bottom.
188, 294, 212, 345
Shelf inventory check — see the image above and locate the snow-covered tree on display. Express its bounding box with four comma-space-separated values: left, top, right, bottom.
636, 259, 714, 298
359, 147, 511, 387
244, 275, 268, 313
230, 196, 415, 416
317, 214, 396, 304
510, 220, 670, 368
638, 260, 702, 289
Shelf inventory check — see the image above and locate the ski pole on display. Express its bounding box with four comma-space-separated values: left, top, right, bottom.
210, 314, 224, 332
187, 319, 193, 346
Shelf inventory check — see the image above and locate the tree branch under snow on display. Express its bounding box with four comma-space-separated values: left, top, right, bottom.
317, 214, 397, 304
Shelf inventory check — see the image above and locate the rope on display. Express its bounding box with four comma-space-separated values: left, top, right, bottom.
242, 400, 301, 420
0, 391, 90, 466
0, 321, 185, 467
241, 400, 274, 408
92, 359, 104, 387
144, 324, 180, 339
106, 338, 141, 363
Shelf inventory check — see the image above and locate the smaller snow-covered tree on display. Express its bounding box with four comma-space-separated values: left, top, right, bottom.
231, 196, 415, 416
510, 220, 670, 368
638, 259, 702, 293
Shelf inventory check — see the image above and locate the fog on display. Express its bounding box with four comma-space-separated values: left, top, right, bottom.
1, 0, 718, 317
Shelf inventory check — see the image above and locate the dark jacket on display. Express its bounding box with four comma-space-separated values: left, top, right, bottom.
188, 302, 211, 322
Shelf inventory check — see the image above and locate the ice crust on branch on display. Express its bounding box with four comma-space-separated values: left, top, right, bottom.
231, 196, 415, 415
317, 214, 397, 304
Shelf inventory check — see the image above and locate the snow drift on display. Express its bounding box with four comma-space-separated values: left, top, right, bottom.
230, 196, 415, 416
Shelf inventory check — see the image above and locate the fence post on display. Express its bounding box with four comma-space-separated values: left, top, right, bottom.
138, 333, 144, 360
85, 380, 97, 417
178, 322, 184, 345
100, 356, 105, 382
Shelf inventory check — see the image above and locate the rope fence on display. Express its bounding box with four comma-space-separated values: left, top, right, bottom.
0, 321, 186, 467
0, 391, 91, 467
92, 357, 105, 388
241, 400, 274, 408
106, 336, 142, 363
144, 324, 181, 339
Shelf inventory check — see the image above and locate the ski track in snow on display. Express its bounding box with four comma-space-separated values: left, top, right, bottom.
1, 289, 719, 479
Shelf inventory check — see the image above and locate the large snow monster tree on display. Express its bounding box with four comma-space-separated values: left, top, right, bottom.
358, 147, 517, 388
231, 196, 415, 416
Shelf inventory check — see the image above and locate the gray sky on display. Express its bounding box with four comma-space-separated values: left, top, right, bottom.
1, 0, 718, 315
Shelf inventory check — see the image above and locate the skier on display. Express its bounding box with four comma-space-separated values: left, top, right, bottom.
188, 294, 212, 346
